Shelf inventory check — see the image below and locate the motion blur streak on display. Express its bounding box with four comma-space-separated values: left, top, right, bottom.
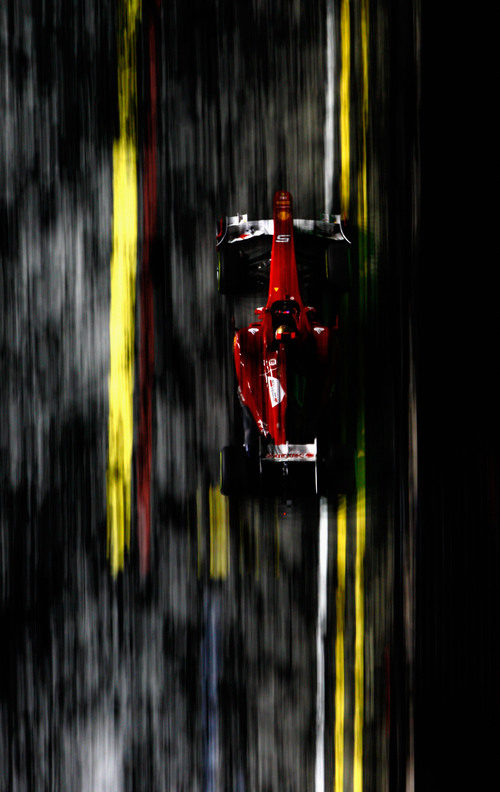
106, 0, 141, 576
354, 476, 366, 792
324, 0, 335, 215
209, 486, 229, 579
202, 592, 221, 792
340, 0, 351, 217
359, 0, 369, 225
354, 3, 369, 788
197, 485, 204, 578
357, 0, 369, 314
334, 496, 347, 792
315, 497, 328, 791
137, 2, 159, 579
275, 505, 280, 578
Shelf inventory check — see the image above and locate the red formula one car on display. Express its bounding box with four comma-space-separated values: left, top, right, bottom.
217, 190, 352, 497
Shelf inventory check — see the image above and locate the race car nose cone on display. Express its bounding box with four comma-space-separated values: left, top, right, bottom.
273, 190, 293, 221
274, 190, 292, 205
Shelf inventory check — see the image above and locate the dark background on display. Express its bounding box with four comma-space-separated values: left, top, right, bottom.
417, 4, 498, 787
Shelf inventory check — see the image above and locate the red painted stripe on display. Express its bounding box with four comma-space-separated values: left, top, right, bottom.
137, 7, 158, 579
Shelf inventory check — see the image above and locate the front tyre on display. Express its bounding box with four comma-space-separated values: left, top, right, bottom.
326, 241, 350, 292
316, 444, 356, 496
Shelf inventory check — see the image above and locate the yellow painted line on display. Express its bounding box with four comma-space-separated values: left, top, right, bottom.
354, 2, 369, 787
334, 495, 347, 792
106, 0, 141, 577
340, 0, 351, 217
354, 474, 366, 792
209, 485, 230, 579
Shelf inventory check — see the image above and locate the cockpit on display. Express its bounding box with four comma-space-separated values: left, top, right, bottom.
270, 299, 301, 340
270, 300, 300, 329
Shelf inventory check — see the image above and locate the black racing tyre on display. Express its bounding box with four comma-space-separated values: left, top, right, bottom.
326, 241, 350, 292
316, 444, 356, 496
218, 237, 271, 295
217, 249, 235, 295
242, 405, 259, 457
220, 445, 247, 495
238, 236, 272, 282
294, 234, 330, 288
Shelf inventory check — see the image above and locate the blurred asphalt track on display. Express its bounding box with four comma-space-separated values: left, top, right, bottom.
0, 1, 498, 791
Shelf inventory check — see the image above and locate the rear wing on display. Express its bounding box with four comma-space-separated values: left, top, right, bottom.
216, 213, 350, 248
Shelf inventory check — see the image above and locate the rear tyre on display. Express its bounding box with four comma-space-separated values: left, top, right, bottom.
217, 249, 236, 295
220, 445, 248, 495
242, 405, 259, 457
